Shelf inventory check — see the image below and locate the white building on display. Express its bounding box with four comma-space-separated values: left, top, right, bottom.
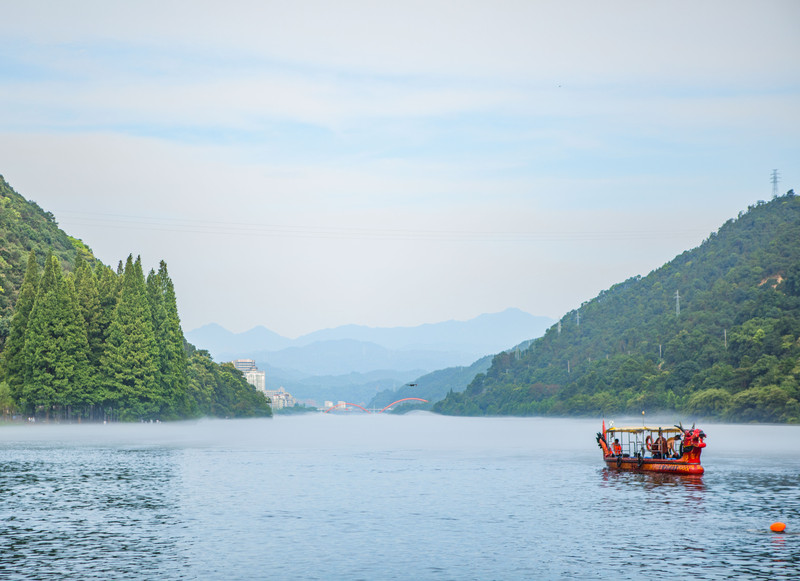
244, 369, 266, 393
232, 359, 297, 409
232, 359, 266, 394
264, 387, 296, 410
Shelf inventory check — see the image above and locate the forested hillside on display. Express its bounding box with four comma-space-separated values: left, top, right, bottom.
0, 175, 271, 421
0, 176, 94, 335
435, 192, 800, 423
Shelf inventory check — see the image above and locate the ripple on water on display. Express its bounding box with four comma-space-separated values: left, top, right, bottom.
0, 417, 798, 580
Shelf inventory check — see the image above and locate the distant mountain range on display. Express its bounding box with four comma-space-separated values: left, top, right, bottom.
185, 309, 554, 404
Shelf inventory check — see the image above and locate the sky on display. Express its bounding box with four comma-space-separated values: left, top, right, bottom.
1, 1, 798, 338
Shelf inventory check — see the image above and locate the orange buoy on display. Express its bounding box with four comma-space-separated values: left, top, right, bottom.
770, 522, 786, 533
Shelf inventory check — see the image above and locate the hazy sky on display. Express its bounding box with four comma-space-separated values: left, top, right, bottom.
1, 1, 798, 337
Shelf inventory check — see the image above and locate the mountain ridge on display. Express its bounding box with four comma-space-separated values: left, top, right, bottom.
187, 307, 553, 354
185, 308, 554, 375
186, 308, 555, 405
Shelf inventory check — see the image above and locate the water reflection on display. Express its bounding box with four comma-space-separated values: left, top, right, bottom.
600, 467, 706, 492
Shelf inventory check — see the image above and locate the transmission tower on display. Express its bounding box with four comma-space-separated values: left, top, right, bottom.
771, 169, 780, 197
675, 290, 681, 316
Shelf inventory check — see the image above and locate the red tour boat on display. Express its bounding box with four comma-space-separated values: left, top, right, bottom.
596, 421, 707, 475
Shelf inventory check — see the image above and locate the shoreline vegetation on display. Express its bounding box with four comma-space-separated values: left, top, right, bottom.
0, 252, 271, 423
0, 176, 271, 422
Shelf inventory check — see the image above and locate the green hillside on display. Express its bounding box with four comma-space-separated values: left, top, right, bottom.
0, 175, 271, 421
0, 175, 96, 336
435, 192, 800, 423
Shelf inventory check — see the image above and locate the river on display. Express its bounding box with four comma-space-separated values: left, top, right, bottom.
1, 414, 798, 580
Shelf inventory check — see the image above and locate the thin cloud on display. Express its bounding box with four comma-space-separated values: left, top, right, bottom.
0, 1, 797, 335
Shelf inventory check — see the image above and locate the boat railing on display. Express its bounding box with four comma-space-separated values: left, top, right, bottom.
605, 427, 683, 460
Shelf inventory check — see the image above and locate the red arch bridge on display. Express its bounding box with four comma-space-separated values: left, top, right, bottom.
323, 398, 429, 413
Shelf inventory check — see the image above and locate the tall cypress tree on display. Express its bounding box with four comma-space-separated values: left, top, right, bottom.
147, 261, 190, 418
60, 274, 93, 417
95, 262, 120, 345
2, 250, 39, 402
21, 255, 91, 419
101, 255, 161, 421
146, 267, 165, 396
20, 254, 59, 416
75, 260, 104, 367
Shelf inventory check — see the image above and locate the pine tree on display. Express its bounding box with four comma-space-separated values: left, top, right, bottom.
20, 254, 60, 417
147, 261, 190, 418
95, 262, 119, 345
101, 255, 161, 421
2, 250, 39, 403
21, 255, 91, 419
60, 274, 94, 417
75, 260, 103, 366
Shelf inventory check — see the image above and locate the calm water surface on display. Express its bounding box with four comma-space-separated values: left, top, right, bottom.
1, 415, 798, 580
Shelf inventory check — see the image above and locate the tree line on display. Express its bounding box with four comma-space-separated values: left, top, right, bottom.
1, 251, 271, 422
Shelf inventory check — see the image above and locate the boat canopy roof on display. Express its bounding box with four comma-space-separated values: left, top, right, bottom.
606, 426, 682, 434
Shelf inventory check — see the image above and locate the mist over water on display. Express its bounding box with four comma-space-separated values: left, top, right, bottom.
1, 415, 798, 580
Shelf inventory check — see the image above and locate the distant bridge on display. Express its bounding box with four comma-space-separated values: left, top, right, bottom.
323, 398, 429, 414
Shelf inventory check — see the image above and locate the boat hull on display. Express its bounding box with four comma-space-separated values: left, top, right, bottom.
603, 456, 704, 475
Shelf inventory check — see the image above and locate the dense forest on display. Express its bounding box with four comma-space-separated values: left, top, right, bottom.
435, 192, 800, 423
0, 175, 271, 421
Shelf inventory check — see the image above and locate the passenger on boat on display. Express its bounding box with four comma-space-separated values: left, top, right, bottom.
612, 439, 622, 456
666, 434, 680, 458
650, 429, 668, 459
670, 433, 682, 458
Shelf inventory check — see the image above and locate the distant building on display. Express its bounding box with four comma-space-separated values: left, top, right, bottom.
232, 359, 296, 409
244, 369, 266, 392
264, 387, 296, 410
232, 359, 257, 373
232, 359, 265, 393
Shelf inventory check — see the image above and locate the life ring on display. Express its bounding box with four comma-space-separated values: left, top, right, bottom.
645, 435, 653, 451
616, 455, 622, 468
637, 453, 643, 468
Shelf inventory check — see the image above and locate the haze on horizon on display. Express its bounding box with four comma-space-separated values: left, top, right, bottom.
1, 1, 798, 338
